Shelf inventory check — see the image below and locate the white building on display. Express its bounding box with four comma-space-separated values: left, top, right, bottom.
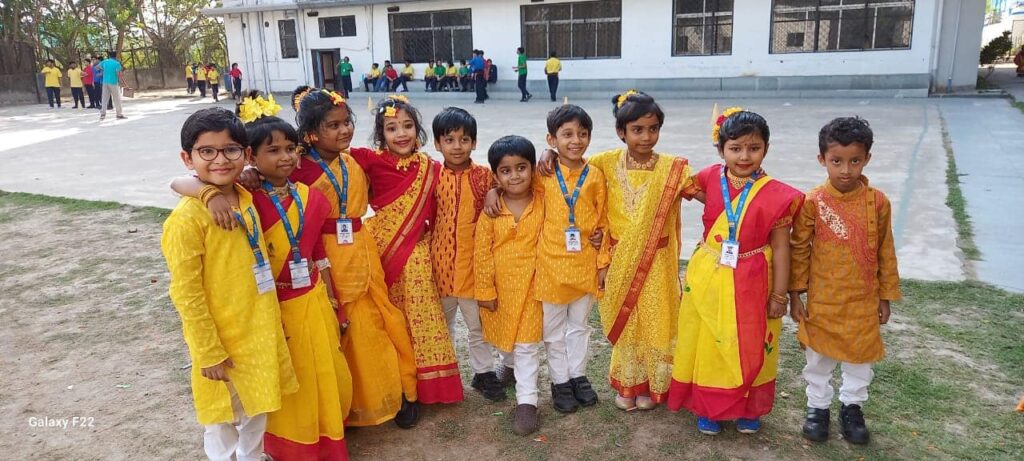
981, 0, 1024, 48
204, 0, 986, 97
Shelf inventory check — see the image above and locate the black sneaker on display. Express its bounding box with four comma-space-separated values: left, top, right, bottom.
551, 382, 579, 413
496, 365, 516, 388
569, 376, 598, 406
802, 407, 830, 442
471, 372, 507, 402
394, 395, 420, 429
839, 404, 870, 445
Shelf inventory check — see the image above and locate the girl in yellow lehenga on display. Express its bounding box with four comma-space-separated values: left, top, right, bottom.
548, 91, 698, 411
291, 88, 421, 428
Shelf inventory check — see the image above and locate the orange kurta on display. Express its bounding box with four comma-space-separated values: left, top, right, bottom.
475, 195, 545, 352
789, 176, 901, 364
534, 161, 610, 304
431, 163, 493, 299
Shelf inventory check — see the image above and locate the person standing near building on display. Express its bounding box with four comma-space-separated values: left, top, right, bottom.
67, 62, 85, 109
337, 56, 354, 97
1015, 45, 1024, 77
513, 47, 532, 102
196, 62, 208, 98
470, 50, 487, 104
207, 63, 221, 102
229, 63, 243, 100
98, 50, 125, 120
83, 59, 97, 108
185, 63, 195, 94
41, 59, 62, 108
544, 52, 562, 102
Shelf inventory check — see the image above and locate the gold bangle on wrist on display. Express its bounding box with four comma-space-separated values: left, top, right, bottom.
769, 292, 789, 305
199, 185, 222, 205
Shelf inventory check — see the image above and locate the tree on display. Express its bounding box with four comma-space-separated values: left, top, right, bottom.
980, 31, 1013, 65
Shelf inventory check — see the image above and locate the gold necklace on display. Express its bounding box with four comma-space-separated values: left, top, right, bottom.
727, 173, 751, 189
626, 150, 657, 170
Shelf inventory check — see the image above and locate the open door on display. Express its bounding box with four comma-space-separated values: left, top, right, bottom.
311, 49, 341, 89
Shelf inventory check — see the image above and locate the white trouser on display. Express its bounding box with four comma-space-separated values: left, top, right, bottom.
513, 342, 541, 406
442, 296, 494, 375
203, 384, 267, 461
542, 294, 594, 385
803, 346, 874, 409
100, 84, 122, 117
499, 349, 514, 368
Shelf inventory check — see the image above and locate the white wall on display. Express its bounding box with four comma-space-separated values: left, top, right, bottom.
221, 0, 951, 92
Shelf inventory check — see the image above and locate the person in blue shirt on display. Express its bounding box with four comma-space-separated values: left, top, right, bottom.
92, 58, 112, 111
470, 50, 487, 104
98, 50, 125, 120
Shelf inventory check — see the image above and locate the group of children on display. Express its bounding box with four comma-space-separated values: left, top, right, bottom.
163, 86, 900, 460
362, 59, 486, 94
186, 62, 243, 101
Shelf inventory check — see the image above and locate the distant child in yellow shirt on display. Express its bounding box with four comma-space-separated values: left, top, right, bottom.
533, 105, 609, 413
67, 62, 85, 109
162, 107, 297, 461
41, 59, 62, 108
430, 107, 511, 402
474, 135, 545, 436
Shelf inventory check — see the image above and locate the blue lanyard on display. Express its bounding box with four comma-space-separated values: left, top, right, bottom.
262, 181, 305, 262
308, 148, 349, 217
719, 165, 757, 242
555, 163, 589, 227
234, 207, 266, 266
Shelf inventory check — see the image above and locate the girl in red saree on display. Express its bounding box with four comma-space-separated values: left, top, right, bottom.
348, 95, 464, 408
667, 109, 803, 436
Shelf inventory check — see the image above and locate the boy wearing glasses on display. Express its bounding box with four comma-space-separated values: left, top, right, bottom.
162, 107, 297, 461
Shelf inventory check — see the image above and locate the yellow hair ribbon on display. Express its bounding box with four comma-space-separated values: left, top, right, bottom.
711, 106, 745, 145
616, 89, 639, 108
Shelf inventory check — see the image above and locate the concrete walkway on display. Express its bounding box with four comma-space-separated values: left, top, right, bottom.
940, 65, 1024, 292
0, 93, 964, 282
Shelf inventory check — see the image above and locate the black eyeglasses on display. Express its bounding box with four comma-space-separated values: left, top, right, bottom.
192, 145, 245, 161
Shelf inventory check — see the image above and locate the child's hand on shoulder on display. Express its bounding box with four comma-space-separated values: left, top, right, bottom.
207, 194, 237, 231
201, 357, 234, 382
878, 300, 891, 325
483, 188, 502, 218
536, 148, 558, 176
238, 168, 263, 190
478, 300, 497, 312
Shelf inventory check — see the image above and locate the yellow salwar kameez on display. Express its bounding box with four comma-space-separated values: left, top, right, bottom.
587, 150, 696, 401
161, 186, 298, 426
291, 152, 419, 426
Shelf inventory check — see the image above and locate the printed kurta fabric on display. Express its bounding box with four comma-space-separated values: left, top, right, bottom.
534, 162, 610, 304
586, 149, 697, 401
474, 196, 545, 352
161, 186, 297, 425
431, 163, 493, 299
668, 165, 803, 421
290, 153, 419, 424
789, 177, 901, 364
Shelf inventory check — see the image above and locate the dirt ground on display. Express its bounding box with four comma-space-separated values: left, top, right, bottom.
0, 192, 1021, 461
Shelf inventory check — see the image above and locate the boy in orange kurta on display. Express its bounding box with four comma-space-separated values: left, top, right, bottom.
534, 105, 610, 413
789, 117, 901, 446
475, 136, 545, 436
430, 108, 509, 402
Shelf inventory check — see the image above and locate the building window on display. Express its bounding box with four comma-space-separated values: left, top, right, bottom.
319, 16, 357, 38
279, 20, 298, 58
673, 0, 733, 56
770, 1, 915, 54
388, 9, 472, 63
521, 0, 621, 60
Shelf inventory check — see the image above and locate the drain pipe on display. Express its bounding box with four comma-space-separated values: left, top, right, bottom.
947, 0, 963, 93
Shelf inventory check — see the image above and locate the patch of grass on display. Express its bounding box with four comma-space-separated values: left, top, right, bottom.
0, 190, 170, 223
1013, 100, 1024, 115
938, 123, 980, 260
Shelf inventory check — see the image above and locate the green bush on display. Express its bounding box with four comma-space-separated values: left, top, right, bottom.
979, 31, 1013, 65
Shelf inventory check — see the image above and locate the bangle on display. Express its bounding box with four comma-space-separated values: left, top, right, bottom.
769, 292, 789, 305
199, 185, 222, 205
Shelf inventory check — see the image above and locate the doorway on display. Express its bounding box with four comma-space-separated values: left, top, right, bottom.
311, 49, 341, 90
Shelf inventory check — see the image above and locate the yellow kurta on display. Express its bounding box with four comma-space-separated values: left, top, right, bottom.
474, 195, 545, 352
431, 163, 493, 299
305, 154, 419, 425
534, 161, 610, 304
42, 66, 62, 87
587, 149, 696, 399
161, 186, 298, 425
790, 177, 901, 364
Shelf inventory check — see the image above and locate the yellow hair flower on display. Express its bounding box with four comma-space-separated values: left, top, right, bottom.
711, 106, 745, 145
238, 97, 263, 124
383, 106, 398, 118
293, 88, 312, 110
387, 94, 409, 104
329, 90, 346, 107
616, 89, 639, 108
260, 94, 282, 117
